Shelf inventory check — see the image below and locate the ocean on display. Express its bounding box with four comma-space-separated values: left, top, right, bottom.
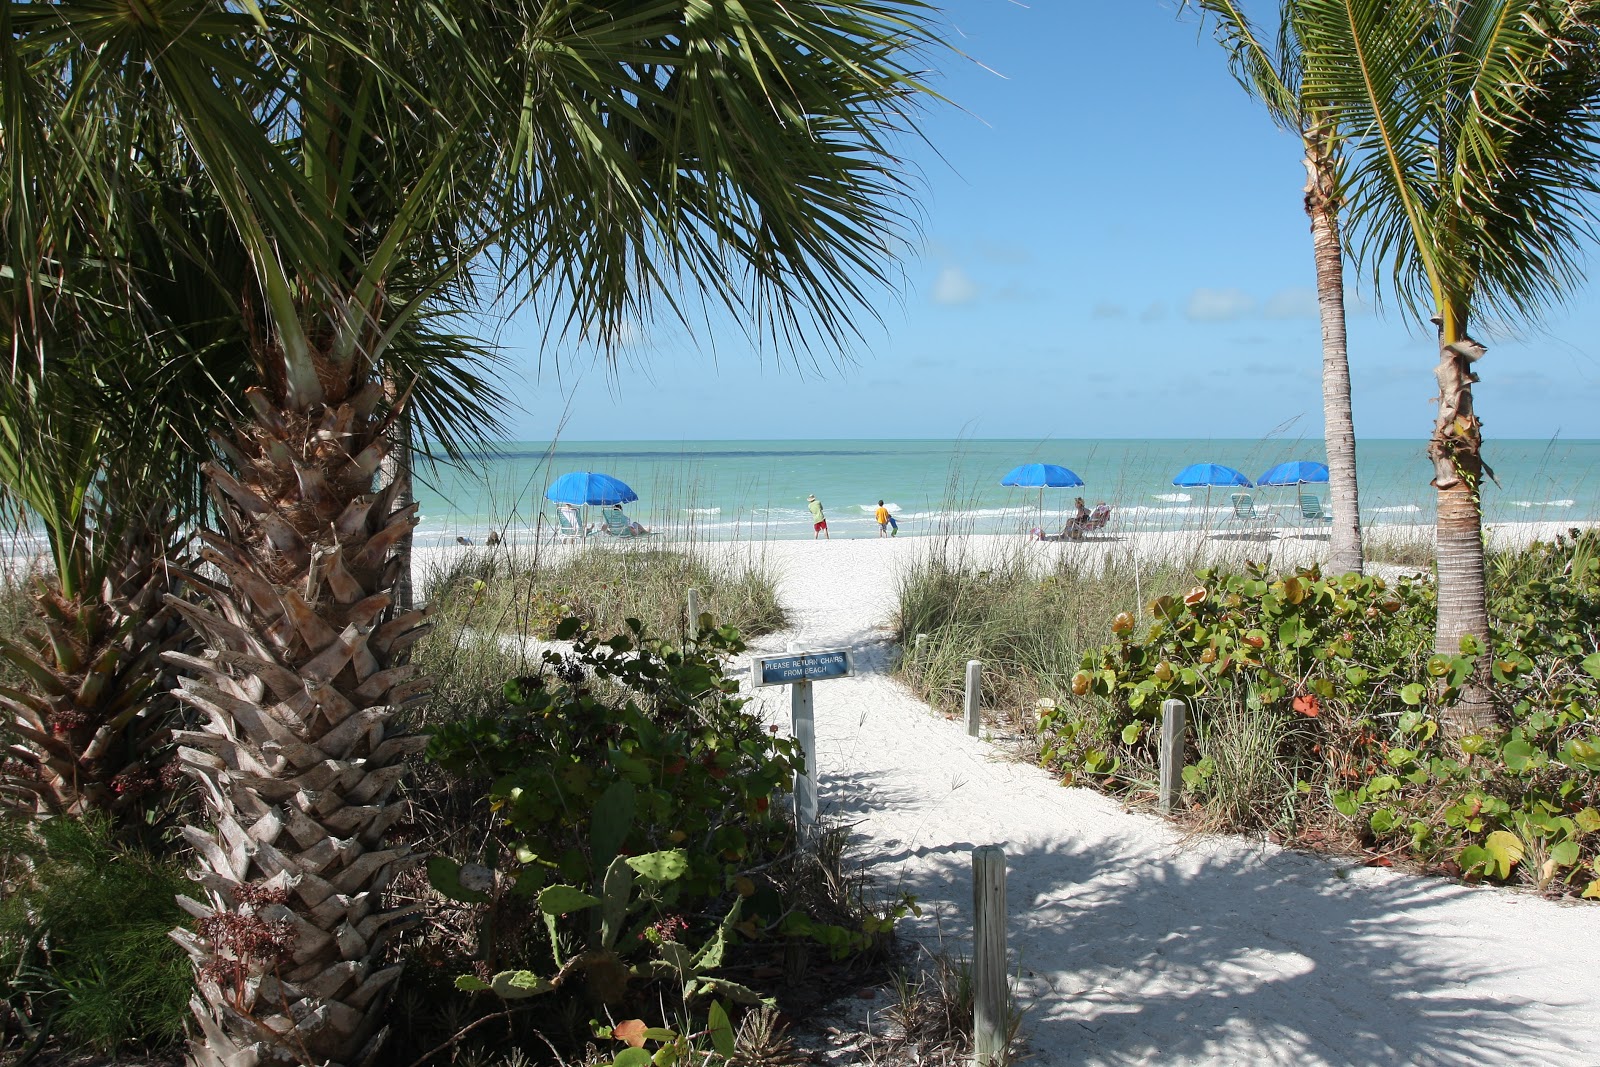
412, 438, 1600, 546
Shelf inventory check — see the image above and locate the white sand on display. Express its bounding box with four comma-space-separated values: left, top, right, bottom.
419, 524, 1600, 1063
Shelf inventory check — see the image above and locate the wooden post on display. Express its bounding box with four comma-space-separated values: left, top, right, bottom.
964, 659, 983, 737
1159, 698, 1187, 815
789, 643, 817, 835
972, 846, 1008, 1067
915, 632, 927, 653
686, 587, 701, 645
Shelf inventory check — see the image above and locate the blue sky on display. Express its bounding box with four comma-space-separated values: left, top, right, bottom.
487, 0, 1600, 443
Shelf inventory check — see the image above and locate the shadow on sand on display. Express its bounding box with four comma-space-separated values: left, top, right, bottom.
819, 768, 1573, 1066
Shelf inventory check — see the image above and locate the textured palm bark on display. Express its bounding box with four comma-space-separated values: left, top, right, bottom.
1303, 130, 1363, 575
0, 530, 190, 822
164, 383, 431, 1067
1429, 313, 1496, 735
378, 409, 415, 615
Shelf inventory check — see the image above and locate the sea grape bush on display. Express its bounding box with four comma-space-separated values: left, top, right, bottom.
427, 617, 802, 902
425, 615, 913, 1042
1038, 532, 1600, 897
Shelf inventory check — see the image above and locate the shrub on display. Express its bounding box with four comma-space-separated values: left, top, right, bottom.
405, 617, 912, 1064
427, 619, 801, 904
0, 814, 192, 1053
1039, 532, 1600, 896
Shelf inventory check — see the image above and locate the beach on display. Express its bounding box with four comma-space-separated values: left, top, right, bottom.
412, 521, 1600, 1065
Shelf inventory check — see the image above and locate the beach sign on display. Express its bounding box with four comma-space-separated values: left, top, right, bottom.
751, 645, 853, 835
750, 647, 853, 687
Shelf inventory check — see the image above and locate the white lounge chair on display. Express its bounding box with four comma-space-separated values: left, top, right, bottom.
554, 507, 586, 541
1226, 493, 1276, 536
1298, 492, 1333, 526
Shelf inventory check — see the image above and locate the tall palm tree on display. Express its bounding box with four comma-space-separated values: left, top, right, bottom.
1298, 0, 1600, 730
7, 3, 937, 1064
1188, 0, 1365, 574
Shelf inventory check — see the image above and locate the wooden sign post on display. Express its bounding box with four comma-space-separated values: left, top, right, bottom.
750, 646, 854, 834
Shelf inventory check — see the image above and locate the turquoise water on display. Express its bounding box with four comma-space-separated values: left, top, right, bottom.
412, 438, 1600, 545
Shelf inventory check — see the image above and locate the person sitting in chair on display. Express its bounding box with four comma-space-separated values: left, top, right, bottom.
1061, 497, 1091, 539
607, 503, 649, 536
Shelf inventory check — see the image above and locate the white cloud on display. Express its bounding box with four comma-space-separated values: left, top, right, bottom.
1263, 287, 1321, 319
1139, 301, 1166, 323
1185, 288, 1256, 322
932, 266, 979, 306
1092, 301, 1126, 319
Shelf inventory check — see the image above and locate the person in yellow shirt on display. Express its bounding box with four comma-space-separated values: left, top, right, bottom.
875, 499, 897, 537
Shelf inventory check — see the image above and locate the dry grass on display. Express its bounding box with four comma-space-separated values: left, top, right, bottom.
896, 537, 1198, 737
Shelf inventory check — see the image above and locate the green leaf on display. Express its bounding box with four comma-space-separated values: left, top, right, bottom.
489, 970, 554, 999
454, 975, 491, 992
1369, 807, 1397, 834
1399, 683, 1426, 706
1483, 830, 1525, 880
613, 1049, 653, 1067
1549, 841, 1580, 868
625, 849, 690, 883
1580, 652, 1600, 679
591, 781, 637, 876
707, 1001, 735, 1059
1501, 740, 1535, 773
1575, 808, 1600, 835
427, 856, 490, 905
538, 884, 600, 916
1331, 790, 1362, 818
1120, 722, 1142, 745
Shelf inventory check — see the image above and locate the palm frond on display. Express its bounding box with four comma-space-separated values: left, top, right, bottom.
1184, 0, 1304, 129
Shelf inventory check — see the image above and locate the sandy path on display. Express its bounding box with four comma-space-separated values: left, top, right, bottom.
734, 537, 1600, 1067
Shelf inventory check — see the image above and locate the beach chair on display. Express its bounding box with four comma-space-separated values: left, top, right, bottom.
1067, 504, 1114, 541
1226, 493, 1275, 536
600, 509, 643, 538
554, 508, 586, 541
1298, 492, 1332, 526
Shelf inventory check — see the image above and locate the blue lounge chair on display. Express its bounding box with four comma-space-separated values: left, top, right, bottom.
1298, 492, 1332, 525
600, 508, 647, 538
554, 507, 586, 541
1226, 493, 1275, 536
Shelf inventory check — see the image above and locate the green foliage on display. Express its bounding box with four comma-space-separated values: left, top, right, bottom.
428, 618, 801, 902
1036, 534, 1600, 896
0, 814, 192, 1053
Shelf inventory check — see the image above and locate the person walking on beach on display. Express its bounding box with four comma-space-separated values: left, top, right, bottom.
808, 494, 829, 539
875, 499, 898, 537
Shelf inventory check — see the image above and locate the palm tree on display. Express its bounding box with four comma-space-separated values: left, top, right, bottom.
7, 3, 936, 1064
1188, 0, 1365, 575
0, 166, 256, 830
1298, 0, 1600, 730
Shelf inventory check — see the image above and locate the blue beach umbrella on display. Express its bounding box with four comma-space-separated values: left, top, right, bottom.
1001, 463, 1085, 488
544, 471, 639, 506
1002, 463, 1086, 522
1172, 463, 1253, 488
1258, 460, 1330, 486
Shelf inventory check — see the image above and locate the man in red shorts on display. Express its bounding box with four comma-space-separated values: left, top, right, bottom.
807, 494, 829, 539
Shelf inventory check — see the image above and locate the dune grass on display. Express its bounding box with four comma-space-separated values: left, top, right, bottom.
895, 537, 1199, 735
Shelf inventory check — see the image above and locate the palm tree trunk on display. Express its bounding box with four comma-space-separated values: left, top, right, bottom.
381, 406, 416, 614
165, 383, 430, 1067
0, 526, 190, 827
1303, 129, 1363, 575
1429, 308, 1495, 734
